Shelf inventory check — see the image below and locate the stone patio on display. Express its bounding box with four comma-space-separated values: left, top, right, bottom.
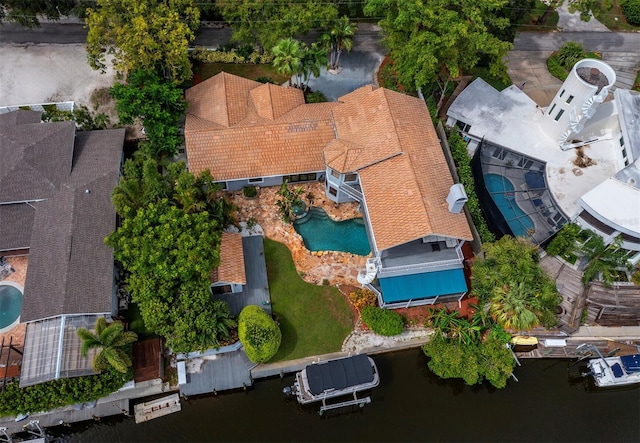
229, 182, 369, 287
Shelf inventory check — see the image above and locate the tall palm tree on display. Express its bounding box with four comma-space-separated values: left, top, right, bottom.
580, 235, 631, 286
298, 42, 327, 90
322, 17, 357, 71
77, 318, 138, 373
272, 38, 303, 87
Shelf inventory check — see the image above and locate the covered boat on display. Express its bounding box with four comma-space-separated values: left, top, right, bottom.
290, 354, 380, 407
587, 353, 640, 388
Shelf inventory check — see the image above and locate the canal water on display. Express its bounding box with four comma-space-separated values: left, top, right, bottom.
55, 349, 638, 442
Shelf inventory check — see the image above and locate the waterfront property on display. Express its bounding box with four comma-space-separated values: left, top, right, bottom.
447, 59, 640, 265
0, 109, 125, 387
185, 73, 474, 308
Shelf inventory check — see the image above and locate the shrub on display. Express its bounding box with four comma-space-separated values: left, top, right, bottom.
306, 91, 328, 103
622, 0, 640, 25
256, 76, 277, 84
361, 306, 404, 336
242, 186, 258, 198
556, 42, 585, 70
238, 305, 281, 363
190, 46, 274, 65
546, 222, 581, 257
349, 288, 378, 310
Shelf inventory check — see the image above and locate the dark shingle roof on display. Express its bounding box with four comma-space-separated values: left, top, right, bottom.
0, 119, 75, 203
0, 203, 35, 251
21, 128, 124, 322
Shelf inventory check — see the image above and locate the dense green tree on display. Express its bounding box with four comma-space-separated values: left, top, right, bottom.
110, 69, 186, 156
364, 0, 512, 108
321, 16, 357, 71
546, 222, 581, 257
217, 0, 338, 51
77, 318, 138, 373
85, 0, 199, 83
579, 235, 631, 286
472, 236, 561, 330
361, 306, 404, 336
238, 305, 282, 363
0, 0, 75, 27
106, 199, 236, 352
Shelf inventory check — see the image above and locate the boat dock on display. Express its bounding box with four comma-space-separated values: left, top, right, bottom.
133, 393, 181, 424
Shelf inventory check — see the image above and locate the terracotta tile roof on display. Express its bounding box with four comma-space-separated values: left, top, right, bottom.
186, 72, 262, 127
185, 73, 337, 179
184, 74, 472, 250
332, 87, 473, 250
210, 232, 246, 284
250, 83, 305, 120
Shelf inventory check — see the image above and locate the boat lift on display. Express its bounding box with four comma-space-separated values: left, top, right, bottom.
318, 392, 371, 416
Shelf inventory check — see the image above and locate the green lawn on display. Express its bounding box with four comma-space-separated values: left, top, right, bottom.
195, 62, 290, 85
264, 238, 354, 361
592, 0, 640, 31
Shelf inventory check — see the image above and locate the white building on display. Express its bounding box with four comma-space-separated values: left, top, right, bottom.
446, 59, 640, 265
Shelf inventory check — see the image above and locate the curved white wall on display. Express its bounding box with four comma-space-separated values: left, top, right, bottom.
540, 59, 616, 145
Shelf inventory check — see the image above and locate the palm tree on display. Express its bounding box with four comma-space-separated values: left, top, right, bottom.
77, 318, 138, 373
579, 235, 631, 286
272, 38, 303, 87
198, 300, 238, 350
322, 17, 357, 71
488, 282, 540, 331
298, 42, 327, 90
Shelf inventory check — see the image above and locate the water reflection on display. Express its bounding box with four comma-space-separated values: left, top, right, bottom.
53, 349, 639, 442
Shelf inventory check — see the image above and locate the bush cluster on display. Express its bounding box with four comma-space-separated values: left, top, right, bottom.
361, 306, 404, 336
622, 0, 640, 25
190, 46, 274, 64
348, 288, 377, 310
242, 186, 258, 198
238, 305, 281, 363
0, 368, 130, 417
447, 131, 495, 242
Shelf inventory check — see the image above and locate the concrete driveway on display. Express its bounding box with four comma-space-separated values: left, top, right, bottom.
506, 50, 563, 107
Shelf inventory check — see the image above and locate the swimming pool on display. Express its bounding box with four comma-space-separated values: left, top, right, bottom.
0, 281, 23, 332
484, 173, 535, 237
294, 207, 371, 256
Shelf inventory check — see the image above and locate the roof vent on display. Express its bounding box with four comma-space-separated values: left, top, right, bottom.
446, 184, 468, 214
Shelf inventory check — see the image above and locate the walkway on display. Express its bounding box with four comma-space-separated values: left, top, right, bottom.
556, 0, 610, 32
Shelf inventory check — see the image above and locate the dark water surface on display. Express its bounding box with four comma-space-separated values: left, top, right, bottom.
58, 349, 639, 442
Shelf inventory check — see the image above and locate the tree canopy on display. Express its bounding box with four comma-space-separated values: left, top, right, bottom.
85, 0, 199, 83
110, 69, 186, 156
0, 0, 75, 27
471, 236, 561, 330
364, 0, 513, 97
217, 0, 338, 51
238, 305, 282, 363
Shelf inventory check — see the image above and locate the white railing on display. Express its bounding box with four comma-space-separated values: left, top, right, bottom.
340, 183, 363, 201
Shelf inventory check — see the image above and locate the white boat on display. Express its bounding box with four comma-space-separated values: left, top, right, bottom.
288, 354, 380, 407
587, 353, 640, 388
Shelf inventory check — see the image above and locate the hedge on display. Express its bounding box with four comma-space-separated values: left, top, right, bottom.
0, 368, 131, 417
447, 131, 496, 242
361, 306, 404, 336
190, 46, 274, 65
238, 305, 281, 363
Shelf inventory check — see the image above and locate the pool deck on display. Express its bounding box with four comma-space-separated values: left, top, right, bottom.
230, 182, 368, 287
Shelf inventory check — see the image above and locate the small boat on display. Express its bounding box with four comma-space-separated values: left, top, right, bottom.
286, 354, 380, 411
578, 344, 640, 388
133, 393, 181, 423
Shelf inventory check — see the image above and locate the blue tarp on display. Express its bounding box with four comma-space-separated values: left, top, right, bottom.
379, 268, 468, 303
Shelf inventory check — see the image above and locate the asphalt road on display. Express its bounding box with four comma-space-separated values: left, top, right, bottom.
514, 31, 640, 53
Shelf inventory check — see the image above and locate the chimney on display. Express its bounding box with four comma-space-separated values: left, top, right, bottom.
446, 184, 468, 214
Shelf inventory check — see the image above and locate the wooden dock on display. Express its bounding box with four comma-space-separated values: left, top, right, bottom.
133, 393, 181, 424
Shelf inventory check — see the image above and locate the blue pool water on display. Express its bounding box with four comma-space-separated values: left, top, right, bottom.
294, 207, 371, 256
484, 173, 535, 237
0, 284, 23, 329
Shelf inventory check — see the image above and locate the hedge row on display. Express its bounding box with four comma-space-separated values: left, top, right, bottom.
361, 306, 404, 336
622, 0, 640, 25
447, 131, 496, 243
190, 46, 274, 64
